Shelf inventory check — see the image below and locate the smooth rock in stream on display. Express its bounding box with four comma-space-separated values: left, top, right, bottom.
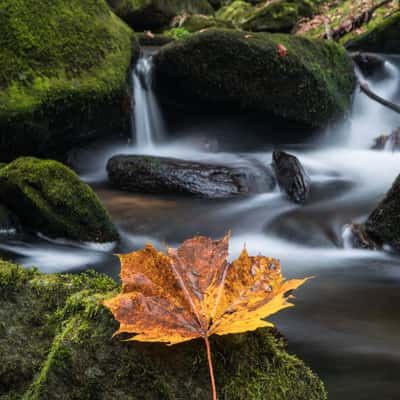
272, 151, 311, 204
107, 155, 275, 198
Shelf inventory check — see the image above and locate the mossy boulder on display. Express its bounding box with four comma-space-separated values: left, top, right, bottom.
216, 0, 254, 25
180, 14, 234, 32
153, 29, 356, 127
365, 174, 400, 250
0, 157, 118, 243
243, 0, 317, 33
0, 261, 327, 399
346, 12, 400, 54
107, 0, 214, 31
0, 0, 137, 162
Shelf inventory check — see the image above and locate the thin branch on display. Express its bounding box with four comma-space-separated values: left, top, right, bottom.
360, 82, 400, 114
205, 337, 217, 400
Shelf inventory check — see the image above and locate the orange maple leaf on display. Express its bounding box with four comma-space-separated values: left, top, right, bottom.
103, 233, 308, 399
277, 43, 288, 57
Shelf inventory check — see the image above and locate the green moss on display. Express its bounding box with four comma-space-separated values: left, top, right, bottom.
346, 12, 400, 53
108, 0, 214, 31
243, 1, 300, 33
153, 29, 356, 127
299, 0, 396, 43
216, 0, 254, 25
0, 157, 118, 243
0, 0, 136, 161
180, 14, 234, 32
0, 261, 326, 399
164, 27, 192, 39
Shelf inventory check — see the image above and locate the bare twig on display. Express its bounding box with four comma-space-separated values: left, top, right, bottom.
360, 82, 400, 114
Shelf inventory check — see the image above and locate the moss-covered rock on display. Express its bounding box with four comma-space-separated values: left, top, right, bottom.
243, 1, 300, 33
0, 261, 327, 399
346, 12, 400, 54
0, 157, 118, 243
217, 0, 317, 31
107, 0, 214, 31
216, 0, 254, 25
365, 173, 400, 250
243, 0, 317, 33
180, 14, 234, 32
0, 0, 137, 162
153, 29, 356, 127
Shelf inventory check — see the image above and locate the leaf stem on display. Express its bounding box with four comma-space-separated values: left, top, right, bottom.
204, 337, 217, 400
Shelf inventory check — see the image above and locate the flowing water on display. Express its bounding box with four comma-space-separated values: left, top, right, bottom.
1, 53, 400, 399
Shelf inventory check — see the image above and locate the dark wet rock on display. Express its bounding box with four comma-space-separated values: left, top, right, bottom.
153, 29, 356, 128
0, 205, 20, 235
343, 223, 379, 250
346, 13, 400, 54
371, 128, 400, 152
371, 134, 389, 150
365, 173, 400, 250
0, 261, 327, 399
107, 0, 213, 31
272, 151, 311, 204
351, 52, 386, 77
107, 155, 275, 198
0, 157, 118, 243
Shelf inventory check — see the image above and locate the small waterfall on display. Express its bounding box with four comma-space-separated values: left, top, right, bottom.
347, 58, 400, 148
131, 54, 165, 149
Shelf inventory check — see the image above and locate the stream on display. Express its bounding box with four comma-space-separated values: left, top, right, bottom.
1, 52, 400, 399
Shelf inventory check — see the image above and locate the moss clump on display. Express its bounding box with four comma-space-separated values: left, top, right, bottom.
346, 12, 400, 54
366, 173, 400, 250
0, 261, 327, 400
0, 0, 136, 162
0, 157, 118, 243
216, 0, 254, 25
243, 1, 300, 33
180, 14, 234, 32
153, 29, 356, 127
107, 0, 214, 31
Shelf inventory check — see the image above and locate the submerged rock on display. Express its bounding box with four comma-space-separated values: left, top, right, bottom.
346, 13, 400, 54
107, 0, 213, 31
272, 151, 311, 204
0, 0, 137, 162
0, 157, 118, 243
0, 261, 327, 399
365, 173, 400, 250
107, 155, 275, 198
153, 29, 356, 127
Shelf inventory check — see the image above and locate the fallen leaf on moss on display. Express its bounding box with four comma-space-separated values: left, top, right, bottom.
103, 233, 309, 399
